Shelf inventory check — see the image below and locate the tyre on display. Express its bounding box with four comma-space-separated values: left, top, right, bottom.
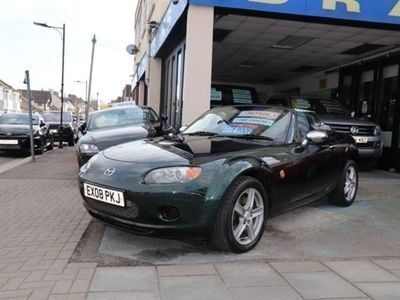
68, 136, 75, 147
211, 176, 267, 253
329, 160, 358, 207
36, 139, 44, 155
47, 138, 54, 151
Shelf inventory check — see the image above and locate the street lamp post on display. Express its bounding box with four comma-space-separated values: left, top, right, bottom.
33, 22, 65, 149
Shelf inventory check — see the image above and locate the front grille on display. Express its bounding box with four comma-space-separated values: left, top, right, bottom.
84, 197, 139, 219
328, 124, 375, 136
0, 133, 28, 137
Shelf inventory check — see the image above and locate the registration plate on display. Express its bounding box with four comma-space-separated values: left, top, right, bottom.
83, 183, 125, 207
0, 140, 18, 145
353, 136, 368, 144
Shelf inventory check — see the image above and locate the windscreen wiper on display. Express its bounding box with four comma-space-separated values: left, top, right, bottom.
219, 134, 274, 141
184, 131, 218, 136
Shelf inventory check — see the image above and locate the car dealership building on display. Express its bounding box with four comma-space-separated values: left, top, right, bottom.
133, 0, 400, 170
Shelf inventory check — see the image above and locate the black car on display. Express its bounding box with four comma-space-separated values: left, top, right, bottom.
76, 105, 164, 167
0, 113, 54, 154
265, 96, 383, 168
79, 105, 359, 253
42, 111, 77, 146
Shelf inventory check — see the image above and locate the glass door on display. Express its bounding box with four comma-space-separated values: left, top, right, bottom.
358, 69, 376, 120
379, 64, 400, 170
161, 41, 186, 129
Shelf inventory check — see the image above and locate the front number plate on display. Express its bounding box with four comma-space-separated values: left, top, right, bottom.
0, 140, 18, 145
353, 136, 368, 144
83, 183, 125, 207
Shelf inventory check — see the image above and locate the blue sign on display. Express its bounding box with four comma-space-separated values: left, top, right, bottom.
189, 0, 400, 25
151, 0, 188, 56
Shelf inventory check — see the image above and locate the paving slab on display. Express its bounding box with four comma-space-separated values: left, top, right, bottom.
374, 259, 400, 271
87, 291, 160, 300
216, 263, 286, 287
282, 271, 366, 299
89, 267, 158, 292
159, 275, 231, 300
323, 260, 400, 283
356, 282, 400, 300
157, 264, 217, 276
270, 261, 329, 273
230, 286, 302, 300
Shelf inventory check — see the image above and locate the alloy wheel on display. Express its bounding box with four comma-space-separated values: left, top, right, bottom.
344, 165, 357, 201
231, 188, 264, 246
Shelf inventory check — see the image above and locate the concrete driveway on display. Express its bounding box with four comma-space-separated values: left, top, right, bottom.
75, 170, 400, 266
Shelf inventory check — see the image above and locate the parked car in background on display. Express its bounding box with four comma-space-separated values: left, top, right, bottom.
265, 96, 383, 168
79, 105, 358, 253
0, 113, 54, 154
211, 84, 258, 107
42, 111, 77, 146
76, 105, 165, 167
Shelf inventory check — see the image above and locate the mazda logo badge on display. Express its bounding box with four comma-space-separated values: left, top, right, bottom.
350, 126, 359, 135
104, 168, 116, 176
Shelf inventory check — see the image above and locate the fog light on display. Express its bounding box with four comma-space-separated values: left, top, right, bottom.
160, 206, 179, 221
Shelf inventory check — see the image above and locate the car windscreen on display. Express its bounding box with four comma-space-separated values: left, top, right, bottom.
42, 112, 73, 122
184, 106, 291, 142
0, 114, 39, 125
211, 86, 258, 106
87, 107, 150, 131
291, 98, 349, 115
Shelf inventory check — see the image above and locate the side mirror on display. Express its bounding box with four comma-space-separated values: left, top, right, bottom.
160, 114, 168, 122
79, 122, 87, 133
40, 121, 46, 127
179, 125, 188, 133
306, 130, 328, 144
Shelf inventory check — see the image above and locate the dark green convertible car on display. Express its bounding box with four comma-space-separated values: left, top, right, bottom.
79, 105, 359, 253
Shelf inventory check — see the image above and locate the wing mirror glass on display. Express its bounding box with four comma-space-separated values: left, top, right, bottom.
306, 130, 328, 144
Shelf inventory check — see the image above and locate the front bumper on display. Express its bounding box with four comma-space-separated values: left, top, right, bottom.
355, 135, 383, 158
78, 178, 217, 237
0, 136, 43, 152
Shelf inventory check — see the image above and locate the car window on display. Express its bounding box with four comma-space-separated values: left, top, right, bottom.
291, 98, 349, 115
296, 112, 312, 140
0, 114, 39, 125
211, 85, 258, 106
42, 112, 73, 122
88, 107, 149, 130
144, 108, 160, 123
184, 106, 290, 143
266, 98, 288, 107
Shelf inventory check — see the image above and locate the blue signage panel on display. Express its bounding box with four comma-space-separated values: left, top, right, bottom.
189, 0, 400, 26
151, 0, 188, 56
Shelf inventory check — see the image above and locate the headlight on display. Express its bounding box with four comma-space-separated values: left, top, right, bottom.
374, 125, 382, 136
144, 167, 202, 184
79, 143, 100, 154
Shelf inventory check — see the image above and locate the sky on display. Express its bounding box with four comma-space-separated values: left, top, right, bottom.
0, 0, 138, 103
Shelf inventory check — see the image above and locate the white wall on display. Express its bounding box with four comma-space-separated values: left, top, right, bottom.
182, 5, 214, 125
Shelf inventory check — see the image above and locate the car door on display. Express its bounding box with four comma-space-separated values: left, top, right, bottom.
280, 112, 340, 207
